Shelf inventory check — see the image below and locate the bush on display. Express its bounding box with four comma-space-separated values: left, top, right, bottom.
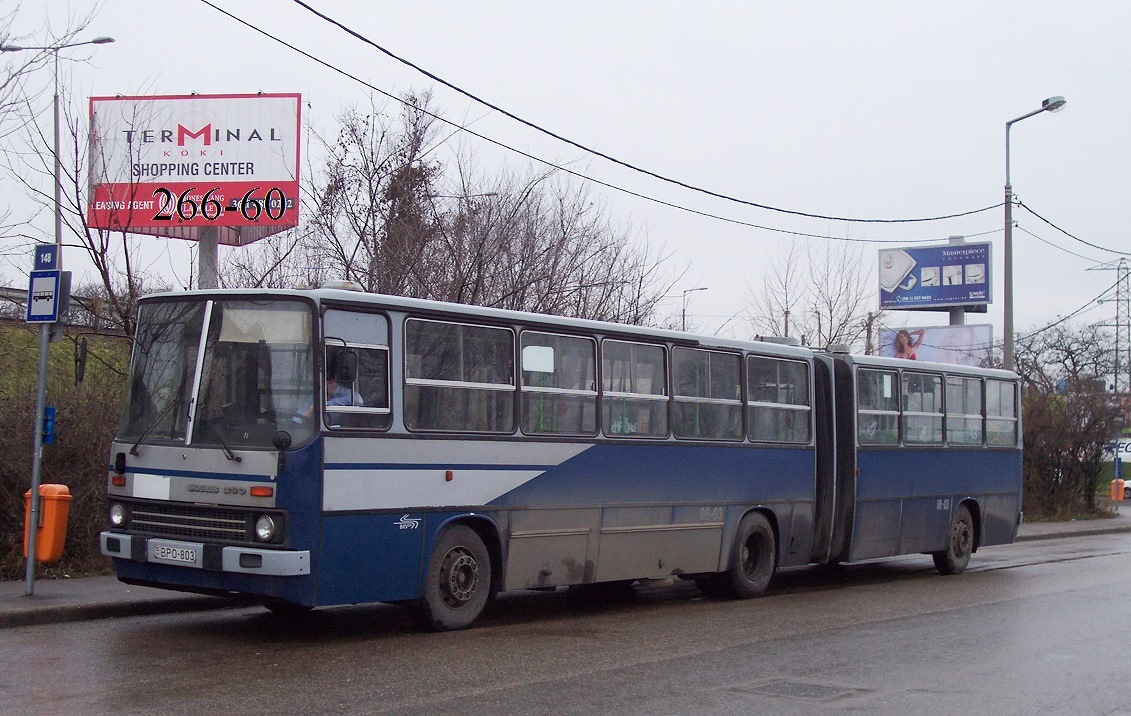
1022, 388, 1115, 520
0, 323, 128, 579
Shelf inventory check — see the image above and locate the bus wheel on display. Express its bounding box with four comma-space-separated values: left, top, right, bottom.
726, 512, 777, 599
933, 504, 974, 575
419, 524, 491, 631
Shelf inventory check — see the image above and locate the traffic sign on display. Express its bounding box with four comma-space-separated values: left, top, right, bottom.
26, 270, 61, 323
33, 245, 59, 271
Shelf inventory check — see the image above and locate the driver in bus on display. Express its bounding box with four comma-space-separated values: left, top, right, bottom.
324, 371, 363, 408
299, 354, 363, 420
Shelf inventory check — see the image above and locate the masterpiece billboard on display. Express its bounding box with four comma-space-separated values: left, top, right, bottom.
879, 324, 994, 367
87, 93, 301, 246
878, 242, 992, 310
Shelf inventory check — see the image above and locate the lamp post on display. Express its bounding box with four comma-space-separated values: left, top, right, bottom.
0, 36, 114, 596
682, 286, 707, 331
1003, 95, 1065, 371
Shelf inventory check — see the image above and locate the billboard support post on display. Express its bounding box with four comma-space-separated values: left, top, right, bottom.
949, 236, 967, 327
199, 227, 218, 290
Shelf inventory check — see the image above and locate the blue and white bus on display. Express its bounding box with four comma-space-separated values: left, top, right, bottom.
101, 286, 1022, 629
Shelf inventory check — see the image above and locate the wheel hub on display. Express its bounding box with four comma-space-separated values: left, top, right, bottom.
441, 549, 479, 606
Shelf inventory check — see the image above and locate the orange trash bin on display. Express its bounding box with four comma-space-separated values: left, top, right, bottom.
23, 484, 72, 563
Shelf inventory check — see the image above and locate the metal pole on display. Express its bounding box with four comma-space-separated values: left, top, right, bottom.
1004, 117, 1016, 371
949, 236, 967, 326
198, 227, 219, 289
53, 48, 63, 270
1003, 99, 1064, 371
681, 287, 706, 332
25, 325, 51, 595
26, 48, 64, 596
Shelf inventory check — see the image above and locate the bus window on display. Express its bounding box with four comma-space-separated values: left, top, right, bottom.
520, 332, 597, 436
323, 310, 391, 430
903, 372, 943, 445
747, 356, 810, 444
323, 343, 391, 430
601, 339, 668, 437
404, 318, 515, 433
120, 301, 207, 444
986, 379, 1018, 446
946, 376, 983, 446
857, 368, 899, 445
191, 300, 316, 447
672, 347, 742, 441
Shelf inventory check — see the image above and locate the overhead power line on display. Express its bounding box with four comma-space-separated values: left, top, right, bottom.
1018, 276, 1120, 341
1015, 224, 1103, 264
1015, 201, 1131, 257
286, 0, 1001, 226
199, 0, 997, 246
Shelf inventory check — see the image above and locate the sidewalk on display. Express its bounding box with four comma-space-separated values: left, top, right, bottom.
4, 513, 1131, 630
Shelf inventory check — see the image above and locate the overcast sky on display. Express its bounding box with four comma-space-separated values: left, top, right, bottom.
8, 1, 1130, 343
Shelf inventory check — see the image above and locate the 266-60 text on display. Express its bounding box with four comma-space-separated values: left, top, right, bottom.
152, 186, 291, 222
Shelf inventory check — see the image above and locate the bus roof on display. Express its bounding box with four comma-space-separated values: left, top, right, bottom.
140, 287, 1015, 378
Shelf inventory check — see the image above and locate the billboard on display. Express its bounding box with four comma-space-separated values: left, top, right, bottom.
87, 93, 301, 246
878, 324, 994, 367
1105, 439, 1131, 463
878, 242, 992, 310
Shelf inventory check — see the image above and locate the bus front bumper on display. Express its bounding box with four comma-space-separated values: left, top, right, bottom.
100, 532, 310, 577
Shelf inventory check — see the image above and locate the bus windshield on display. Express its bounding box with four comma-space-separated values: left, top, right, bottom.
119, 298, 316, 449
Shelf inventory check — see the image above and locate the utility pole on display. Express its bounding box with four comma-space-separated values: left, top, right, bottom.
1090, 258, 1130, 395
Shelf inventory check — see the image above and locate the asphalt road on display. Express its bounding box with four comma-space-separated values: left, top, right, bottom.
3, 533, 1130, 716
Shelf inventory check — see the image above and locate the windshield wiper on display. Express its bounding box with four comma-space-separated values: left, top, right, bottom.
209, 422, 242, 463
129, 398, 179, 456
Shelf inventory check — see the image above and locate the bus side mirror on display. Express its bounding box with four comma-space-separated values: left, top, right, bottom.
336, 351, 357, 383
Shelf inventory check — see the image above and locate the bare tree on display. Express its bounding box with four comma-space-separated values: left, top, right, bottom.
0, 5, 99, 254
1, 78, 171, 337
0, 4, 97, 137
1015, 323, 1118, 517
302, 93, 441, 294
238, 94, 676, 325
746, 241, 878, 348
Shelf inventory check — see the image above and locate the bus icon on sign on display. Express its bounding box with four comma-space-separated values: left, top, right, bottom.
26, 270, 60, 323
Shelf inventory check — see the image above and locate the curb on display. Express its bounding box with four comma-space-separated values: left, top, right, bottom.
0, 594, 238, 630
1015, 524, 1131, 542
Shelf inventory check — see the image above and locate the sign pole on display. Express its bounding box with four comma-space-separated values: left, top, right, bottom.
24, 245, 61, 596
25, 322, 51, 595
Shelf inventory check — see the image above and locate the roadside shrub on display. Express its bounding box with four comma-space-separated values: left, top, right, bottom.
0, 324, 128, 579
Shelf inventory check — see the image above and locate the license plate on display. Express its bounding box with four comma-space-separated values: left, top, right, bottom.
151, 543, 199, 565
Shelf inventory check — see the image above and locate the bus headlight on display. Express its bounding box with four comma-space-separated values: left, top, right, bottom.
255, 515, 277, 542
109, 503, 126, 527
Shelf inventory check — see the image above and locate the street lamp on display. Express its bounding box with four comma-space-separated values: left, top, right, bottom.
0, 36, 114, 596
682, 286, 707, 331
1003, 95, 1065, 371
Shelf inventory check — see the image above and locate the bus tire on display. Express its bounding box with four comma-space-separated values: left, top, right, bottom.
725, 512, 777, 599
419, 524, 491, 631
933, 504, 974, 575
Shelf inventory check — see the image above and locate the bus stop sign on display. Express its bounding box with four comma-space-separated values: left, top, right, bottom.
26, 269, 61, 323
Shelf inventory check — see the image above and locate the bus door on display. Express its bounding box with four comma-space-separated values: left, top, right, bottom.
827, 356, 858, 564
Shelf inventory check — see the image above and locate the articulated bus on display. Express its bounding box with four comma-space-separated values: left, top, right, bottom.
101, 286, 1022, 629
